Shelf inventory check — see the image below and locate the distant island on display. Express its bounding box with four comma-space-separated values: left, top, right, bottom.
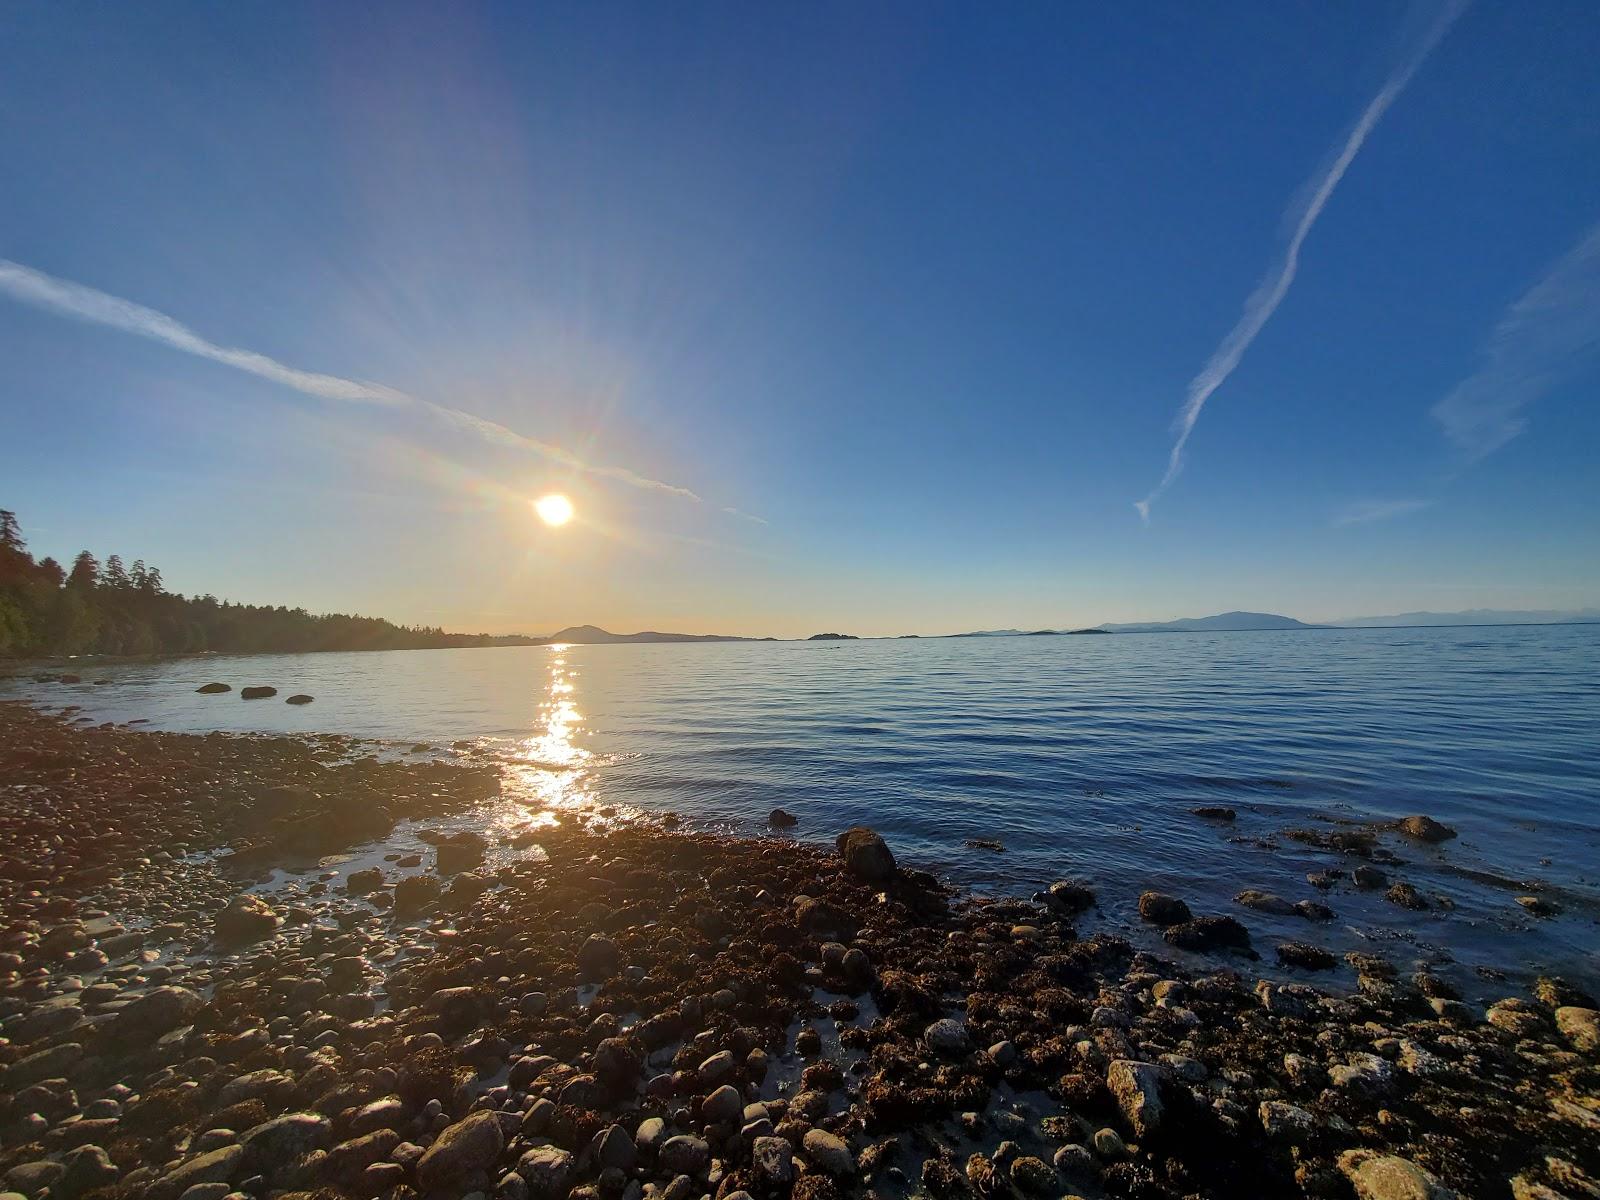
807, 632, 860, 641
546, 625, 766, 645
1330, 608, 1600, 628
1097, 611, 1320, 633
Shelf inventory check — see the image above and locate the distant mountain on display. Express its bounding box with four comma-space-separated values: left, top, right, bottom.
547, 625, 760, 644
1099, 611, 1319, 633
1331, 608, 1600, 628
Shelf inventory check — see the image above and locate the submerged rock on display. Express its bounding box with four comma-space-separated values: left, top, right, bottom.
1163, 915, 1252, 953
195, 682, 231, 694
1398, 815, 1457, 843
239, 685, 277, 700
768, 808, 798, 828
285, 693, 314, 705
1138, 891, 1191, 926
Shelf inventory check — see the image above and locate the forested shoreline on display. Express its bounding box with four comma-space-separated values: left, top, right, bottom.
0, 509, 540, 657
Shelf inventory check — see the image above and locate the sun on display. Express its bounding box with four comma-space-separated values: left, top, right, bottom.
534, 494, 575, 527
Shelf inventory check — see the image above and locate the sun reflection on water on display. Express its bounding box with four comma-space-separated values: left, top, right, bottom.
498, 646, 595, 828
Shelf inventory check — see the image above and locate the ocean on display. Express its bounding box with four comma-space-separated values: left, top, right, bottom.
6, 622, 1597, 1000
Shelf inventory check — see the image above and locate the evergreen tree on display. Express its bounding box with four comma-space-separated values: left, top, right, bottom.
67, 551, 100, 589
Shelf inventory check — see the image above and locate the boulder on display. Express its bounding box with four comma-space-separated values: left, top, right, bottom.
803, 1129, 856, 1176
393, 873, 442, 914
577, 934, 621, 980
924, 1018, 971, 1057
1106, 1060, 1168, 1139
1235, 889, 1296, 915
214, 894, 280, 944
1555, 1007, 1599, 1052
516, 1145, 573, 1199
285, 694, 314, 705
196, 683, 231, 694
836, 827, 896, 882
157, 1145, 243, 1198
416, 1111, 505, 1192
1337, 1150, 1456, 1200
240, 686, 277, 700
768, 808, 798, 828
1042, 880, 1095, 915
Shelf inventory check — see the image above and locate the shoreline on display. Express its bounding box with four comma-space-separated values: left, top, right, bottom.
1, 706, 1598, 1200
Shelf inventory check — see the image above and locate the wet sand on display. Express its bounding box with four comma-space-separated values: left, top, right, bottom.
1, 703, 1597, 1200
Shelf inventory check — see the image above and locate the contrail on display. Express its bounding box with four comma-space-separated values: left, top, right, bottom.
0, 258, 704, 502
1134, 2, 1465, 522
1431, 220, 1600, 460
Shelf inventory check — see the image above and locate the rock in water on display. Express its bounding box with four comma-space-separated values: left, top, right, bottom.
1137, 891, 1191, 926
1042, 880, 1096, 915
1107, 1060, 1167, 1139
285, 693, 314, 705
435, 830, 487, 874
768, 807, 799, 828
836, 826, 896, 882
1398, 815, 1457, 843
240, 685, 277, 700
416, 1111, 505, 1192
214, 893, 281, 944
195, 682, 231, 694
1163, 915, 1252, 953
1337, 1149, 1457, 1199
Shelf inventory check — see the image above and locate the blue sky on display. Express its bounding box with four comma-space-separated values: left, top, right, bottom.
2, 2, 1597, 636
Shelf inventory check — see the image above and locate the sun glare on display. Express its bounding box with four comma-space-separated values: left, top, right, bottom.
534, 493, 575, 527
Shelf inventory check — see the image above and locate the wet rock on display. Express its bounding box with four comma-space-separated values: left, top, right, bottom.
1398, 815, 1457, 843
1091, 1128, 1127, 1159
1517, 895, 1559, 917
768, 808, 798, 828
1276, 942, 1336, 970
196, 682, 231, 694
1163, 915, 1252, 953
924, 1018, 971, 1057
1294, 899, 1335, 921
218, 1069, 294, 1108
1106, 1060, 1167, 1139
214, 893, 281, 944
1041, 880, 1095, 916
803, 1129, 856, 1176
285, 694, 314, 705
394, 873, 442, 914
1386, 883, 1429, 910
240, 686, 277, 700
324, 1130, 402, 1187
1353, 865, 1388, 889
1555, 1007, 1599, 1052
435, 830, 487, 874
1137, 892, 1190, 926
417, 1110, 505, 1192
345, 867, 384, 894
1235, 889, 1296, 915
836, 827, 896, 883
1337, 1149, 1456, 1199
1191, 806, 1236, 820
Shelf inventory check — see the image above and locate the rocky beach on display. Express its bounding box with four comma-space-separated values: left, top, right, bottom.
2, 702, 1599, 1200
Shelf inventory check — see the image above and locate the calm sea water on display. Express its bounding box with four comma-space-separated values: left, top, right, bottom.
7, 624, 1598, 999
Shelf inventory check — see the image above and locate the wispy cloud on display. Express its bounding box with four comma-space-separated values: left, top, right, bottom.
1332, 497, 1432, 526
1431, 221, 1600, 460
1135, 2, 1465, 522
0, 258, 709, 503
722, 506, 769, 526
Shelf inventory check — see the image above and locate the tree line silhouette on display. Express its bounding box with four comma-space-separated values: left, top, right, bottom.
0, 509, 540, 658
